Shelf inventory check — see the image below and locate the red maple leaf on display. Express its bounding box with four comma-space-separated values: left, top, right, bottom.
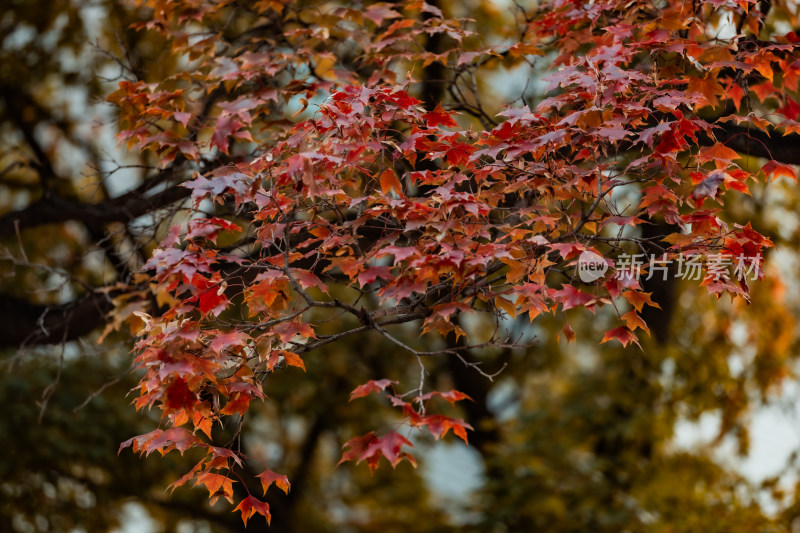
600, 326, 640, 348
339, 431, 417, 474
195, 472, 235, 505
416, 414, 473, 444
220, 392, 252, 416
164, 377, 197, 412
422, 103, 458, 128
554, 285, 597, 311
233, 495, 271, 526
256, 470, 291, 495
349, 379, 398, 401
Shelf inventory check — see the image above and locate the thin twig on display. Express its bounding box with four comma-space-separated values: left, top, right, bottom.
73, 375, 124, 413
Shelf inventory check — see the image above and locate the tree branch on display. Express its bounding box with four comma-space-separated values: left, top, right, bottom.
0, 182, 190, 238
714, 122, 800, 165
0, 292, 113, 350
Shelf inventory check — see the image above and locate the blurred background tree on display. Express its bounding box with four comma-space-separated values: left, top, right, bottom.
3, 1, 800, 532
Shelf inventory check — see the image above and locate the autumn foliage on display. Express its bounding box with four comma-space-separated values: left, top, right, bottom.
106, 0, 800, 525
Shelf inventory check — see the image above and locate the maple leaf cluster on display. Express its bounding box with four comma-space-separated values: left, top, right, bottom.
111, 0, 800, 523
